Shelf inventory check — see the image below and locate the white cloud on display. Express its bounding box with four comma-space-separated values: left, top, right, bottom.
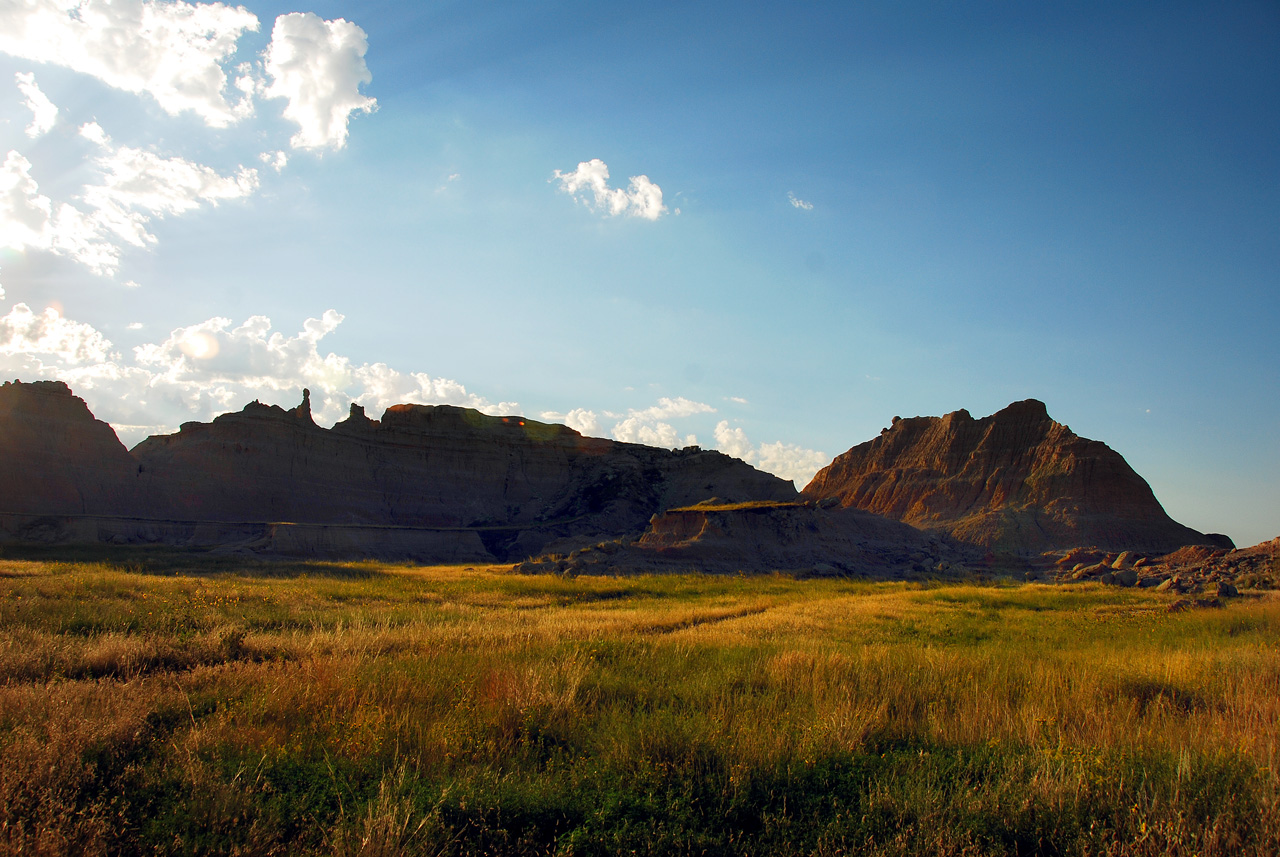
0, 302, 115, 364
0, 304, 516, 446
79, 123, 259, 250
788, 191, 813, 211
0, 149, 116, 272
629, 396, 715, 421
606, 396, 711, 448
728, 396, 749, 405
540, 407, 600, 435
714, 420, 826, 487
15, 72, 57, 138
259, 150, 288, 172
712, 420, 753, 461
553, 159, 668, 220
611, 417, 696, 449
0, 125, 258, 277
350, 363, 517, 419
264, 12, 376, 150
0, 0, 259, 127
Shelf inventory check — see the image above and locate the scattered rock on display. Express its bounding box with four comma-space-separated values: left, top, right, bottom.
1112, 568, 1138, 587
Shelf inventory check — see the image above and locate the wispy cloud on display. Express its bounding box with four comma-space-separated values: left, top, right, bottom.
14, 73, 57, 138
553, 159, 667, 221
788, 191, 814, 211
0, 125, 258, 278
0, 2, 375, 294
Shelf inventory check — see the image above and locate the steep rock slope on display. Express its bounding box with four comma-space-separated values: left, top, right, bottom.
802, 399, 1227, 554
0, 380, 142, 517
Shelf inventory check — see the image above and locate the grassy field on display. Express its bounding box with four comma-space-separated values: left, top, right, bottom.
0, 547, 1277, 856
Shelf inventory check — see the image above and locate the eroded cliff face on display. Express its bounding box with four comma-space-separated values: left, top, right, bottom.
802, 399, 1227, 554
0, 380, 142, 517
124, 394, 797, 558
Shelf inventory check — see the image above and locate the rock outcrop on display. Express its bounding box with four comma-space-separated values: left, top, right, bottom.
1, 382, 796, 560
0, 380, 143, 518
1043, 536, 1278, 596
516, 499, 981, 577
802, 399, 1229, 555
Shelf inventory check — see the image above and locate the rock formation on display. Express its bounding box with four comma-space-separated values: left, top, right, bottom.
1, 381, 795, 560
1, 382, 1251, 572
802, 399, 1229, 554
0, 380, 142, 519
516, 499, 981, 577
1043, 536, 1278, 599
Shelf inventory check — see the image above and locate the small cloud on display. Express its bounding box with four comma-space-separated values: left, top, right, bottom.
259, 150, 288, 172
448, 173, 461, 182
127, 322, 143, 330
728, 396, 749, 405
123, 280, 141, 289
264, 12, 377, 150
788, 191, 813, 211
553, 159, 667, 221
540, 408, 600, 436
15, 72, 57, 138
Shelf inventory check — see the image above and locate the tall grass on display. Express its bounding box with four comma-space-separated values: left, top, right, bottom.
0, 549, 1276, 855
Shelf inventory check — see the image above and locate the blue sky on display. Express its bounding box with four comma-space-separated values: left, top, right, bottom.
0, 0, 1276, 546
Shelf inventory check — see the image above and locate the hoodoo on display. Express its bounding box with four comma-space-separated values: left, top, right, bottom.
802, 399, 1230, 554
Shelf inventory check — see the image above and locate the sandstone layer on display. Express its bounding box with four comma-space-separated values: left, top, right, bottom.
802, 399, 1230, 555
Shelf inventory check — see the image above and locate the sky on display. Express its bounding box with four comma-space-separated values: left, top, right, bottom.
0, 0, 1276, 547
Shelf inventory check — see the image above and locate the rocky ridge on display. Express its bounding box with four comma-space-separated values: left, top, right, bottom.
0, 381, 795, 561
802, 399, 1230, 555
2, 381, 1266, 582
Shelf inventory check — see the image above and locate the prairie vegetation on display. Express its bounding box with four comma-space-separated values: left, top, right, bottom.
0, 547, 1276, 856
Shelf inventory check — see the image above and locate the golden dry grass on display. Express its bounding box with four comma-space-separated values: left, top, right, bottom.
0, 551, 1276, 855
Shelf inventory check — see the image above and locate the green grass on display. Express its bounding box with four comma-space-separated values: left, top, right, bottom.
0, 547, 1277, 855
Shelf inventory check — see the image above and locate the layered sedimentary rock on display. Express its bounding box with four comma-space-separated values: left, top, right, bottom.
517, 499, 980, 577
0, 380, 142, 518
1, 382, 795, 560
802, 399, 1228, 554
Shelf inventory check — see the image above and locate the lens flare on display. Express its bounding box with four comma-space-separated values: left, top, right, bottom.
180, 331, 219, 360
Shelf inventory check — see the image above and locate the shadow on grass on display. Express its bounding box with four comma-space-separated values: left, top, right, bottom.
0, 542, 382, 580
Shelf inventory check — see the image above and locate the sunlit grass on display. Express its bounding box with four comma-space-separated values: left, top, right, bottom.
1, 549, 1276, 855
